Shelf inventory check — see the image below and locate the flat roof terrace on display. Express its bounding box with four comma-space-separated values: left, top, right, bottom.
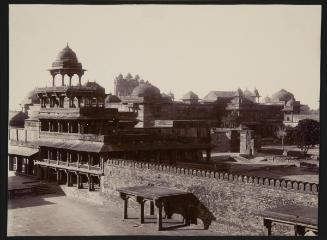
35, 85, 104, 94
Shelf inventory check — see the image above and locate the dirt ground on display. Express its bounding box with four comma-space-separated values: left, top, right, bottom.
8, 193, 221, 236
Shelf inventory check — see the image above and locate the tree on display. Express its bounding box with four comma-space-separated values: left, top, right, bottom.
275, 125, 287, 150
295, 119, 319, 155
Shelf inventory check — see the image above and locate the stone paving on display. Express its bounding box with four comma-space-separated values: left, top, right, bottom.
8, 193, 221, 236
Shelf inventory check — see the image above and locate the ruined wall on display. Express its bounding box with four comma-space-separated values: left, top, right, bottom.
101, 159, 318, 235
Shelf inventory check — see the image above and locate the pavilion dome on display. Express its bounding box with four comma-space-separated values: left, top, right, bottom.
271, 89, 295, 102
49, 44, 85, 75
55, 45, 78, 63
131, 83, 161, 98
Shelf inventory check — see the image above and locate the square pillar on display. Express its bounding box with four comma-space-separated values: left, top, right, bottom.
156, 200, 163, 231
76, 173, 80, 189
77, 152, 80, 168
57, 171, 60, 184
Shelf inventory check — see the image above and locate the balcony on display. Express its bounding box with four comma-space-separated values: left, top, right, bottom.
39, 131, 108, 142
35, 159, 102, 174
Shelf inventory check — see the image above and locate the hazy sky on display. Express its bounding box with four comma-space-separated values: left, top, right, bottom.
9, 4, 321, 110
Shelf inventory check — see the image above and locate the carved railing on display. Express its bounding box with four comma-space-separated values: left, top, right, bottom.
107, 159, 319, 195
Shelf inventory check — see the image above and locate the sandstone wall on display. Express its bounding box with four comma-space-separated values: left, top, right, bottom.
100, 159, 318, 235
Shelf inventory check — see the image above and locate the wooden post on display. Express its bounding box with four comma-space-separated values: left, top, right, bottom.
120, 193, 128, 220
136, 197, 145, 224
263, 219, 272, 236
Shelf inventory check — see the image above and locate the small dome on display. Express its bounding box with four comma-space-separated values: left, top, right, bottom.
286, 98, 296, 106
20, 89, 40, 105
105, 94, 121, 103
182, 91, 199, 100
243, 89, 253, 97
131, 83, 160, 98
263, 96, 271, 103
271, 89, 295, 102
161, 93, 173, 102
55, 45, 79, 63
84, 81, 105, 93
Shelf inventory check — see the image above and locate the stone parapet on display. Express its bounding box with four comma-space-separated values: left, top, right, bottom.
106, 159, 318, 195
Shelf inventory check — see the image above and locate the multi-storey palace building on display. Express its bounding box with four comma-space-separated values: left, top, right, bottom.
8, 45, 212, 191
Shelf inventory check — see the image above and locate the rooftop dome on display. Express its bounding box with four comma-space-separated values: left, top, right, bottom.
286, 98, 296, 106
271, 89, 295, 102
161, 93, 173, 102
203, 91, 235, 102
243, 89, 254, 97
263, 96, 271, 103
182, 91, 199, 100
105, 94, 121, 103
131, 83, 161, 98
20, 89, 40, 106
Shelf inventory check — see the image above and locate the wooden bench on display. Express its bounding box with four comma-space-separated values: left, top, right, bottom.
261, 205, 318, 236
117, 185, 195, 231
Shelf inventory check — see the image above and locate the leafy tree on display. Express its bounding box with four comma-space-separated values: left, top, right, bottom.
295, 119, 319, 155
275, 125, 287, 150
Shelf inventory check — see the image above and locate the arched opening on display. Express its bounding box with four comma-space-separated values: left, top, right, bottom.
54, 74, 62, 86
63, 74, 71, 86
71, 74, 80, 86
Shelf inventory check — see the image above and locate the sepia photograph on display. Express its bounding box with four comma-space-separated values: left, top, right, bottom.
6, 3, 321, 236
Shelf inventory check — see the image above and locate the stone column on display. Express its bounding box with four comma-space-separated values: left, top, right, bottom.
77, 152, 80, 168
77, 97, 81, 108
78, 75, 82, 86
57, 171, 60, 184
52, 75, 55, 87
76, 173, 80, 189
88, 153, 91, 170
69, 76, 72, 86
88, 174, 92, 191
57, 149, 59, 165
48, 121, 51, 132
67, 122, 70, 133
61, 74, 65, 86
66, 171, 70, 186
